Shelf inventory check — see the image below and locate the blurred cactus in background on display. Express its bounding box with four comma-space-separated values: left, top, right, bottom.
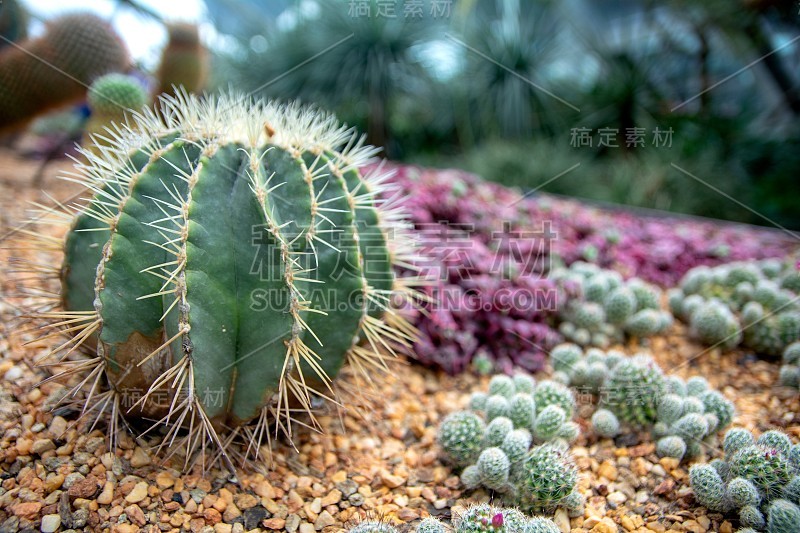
83, 73, 148, 151
0, 0, 28, 48
155, 23, 207, 100
0, 13, 129, 132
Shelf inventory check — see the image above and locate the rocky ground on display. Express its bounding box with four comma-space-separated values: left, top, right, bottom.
0, 148, 798, 533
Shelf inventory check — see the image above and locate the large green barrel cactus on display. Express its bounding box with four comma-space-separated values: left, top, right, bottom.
0, 13, 128, 131
33, 91, 417, 465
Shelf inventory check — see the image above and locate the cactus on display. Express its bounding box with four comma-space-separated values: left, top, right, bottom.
485, 416, 514, 447
513, 444, 578, 513
477, 447, 511, 490
520, 518, 561, 533
767, 500, 800, 533
604, 286, 637, 324
758, 430, 793, 456
739, 505, 766, 530
532, 405, 567, 442
602, 355, 666, 425
591, 408, 620, 438
656, 436, 687, 460
155, 23, 207, 100
726, 477, 761, 508
656, 394, 685, 425
701, 390, 734, 432
0, 0, 28, 48
453, 504, 505, 533
24, 92, 419, 466
439, 412, 486, 465
486, 395, 511, 421
624, 309, 667, 337
689, 464, 728, 511
533, 380, 575, 418
84, 73, 148, 150
416, 517, 446, 533
501, 429, 532, 463
783, 476, 800, 505
728, 445, 793, 499
0, 13, 128, 131
488, 374, 516, 398
350, 521, 399, 533
724, 428, 756, 456
508, 393, 535, 429
550, 343, 582, 373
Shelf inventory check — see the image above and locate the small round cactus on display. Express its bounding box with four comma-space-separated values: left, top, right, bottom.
728, 445, 793, 499
767, 499, 800, 533
470, 392, 489, 412
486, 395, 512, 421
485, 416, 515, 447
454, 503, 504, 533
673, 413, 709, 445
489, 375, 516, 398
509, 393, 536, 429
350, 521, 399, 533
415, 517, 446, 533
656, 394, 685, 425
520, 518, 561, 533
513, 444, 578, 513
460, 464, 482, 490
591, 409, 620, 438
739, 505, 766, 530
656, 436, 687, 460
701, 391, 734, 433
624, 309, 664, 337
686, 376, 710, 396
501, 429, 532, 463
533, 405, 567, 441
757, 430, 793, 456
533, 381, 575, 418
726, 477, 761, 508
689, 464, 728, 512
513, 373, 536, 394
438, 411, 486, 465
602, 356, 666, 425
604, 286, 637, 324
724, 428, 755, 456
782, 476, 800, 505
477, 447, 511, 491
550, 343, 582, 373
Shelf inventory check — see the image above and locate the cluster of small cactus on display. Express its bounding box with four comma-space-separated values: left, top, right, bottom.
669, 260, 800, 355
24, 92, 418, 467
437, 374, 582, 513
777, 342, 800, 389
83, 73, 148, 150
0, 13, 129, 131
347, 505, 561, 533
689, 428, 800, 532
550, 344, 735, 462
550, 262, 672, 348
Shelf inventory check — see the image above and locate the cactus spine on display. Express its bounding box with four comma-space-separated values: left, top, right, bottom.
25, 92, 417, 467
0, 13, 128, 131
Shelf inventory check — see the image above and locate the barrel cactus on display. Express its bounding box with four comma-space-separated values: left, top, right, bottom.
25, 92, 417, 467
84, 73, 148, 150
0, 12, 128, 131
156, 23, 207, 100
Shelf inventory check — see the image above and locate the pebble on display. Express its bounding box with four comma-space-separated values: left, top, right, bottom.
130, 447, 151, 467
4, 366, 23, 381
97, 482, 115, 505
314, 510, 335, 530
124, 482, 149, 504
11, 502, 42, 520
40, 514, 61, 533
31, 439, 55, 454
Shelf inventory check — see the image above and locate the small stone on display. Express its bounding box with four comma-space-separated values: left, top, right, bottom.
597, 461, 618, 481
299, 524, 315, 533
40, 514, 61, 533
646, 522, 666, 532
314, 511, 335, 530
621, 515, 635, 531
223, 504, 241, 522
243, 507, 267, 530
380, 470, 405, 489
124, 482, 149, 504
263, 518, 286, 530
719, 521, 732, 533
214, 525, 233, 533
71, 508, 89, 528
553, 508, 570, 533
4, 365, 23, 382
97, 482, 115, 505
590, 518, 617, 533
130, 447, 151, 468
68, 476, 100, 499
606, 491, 627, 505
285, 514, 301, 533
204, 508, 222, 525
125, 504, 146, 526
12, 502, 42, 520
320, 489, 341, 507
32, 439, 56, 455
234, 493, 258, 510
